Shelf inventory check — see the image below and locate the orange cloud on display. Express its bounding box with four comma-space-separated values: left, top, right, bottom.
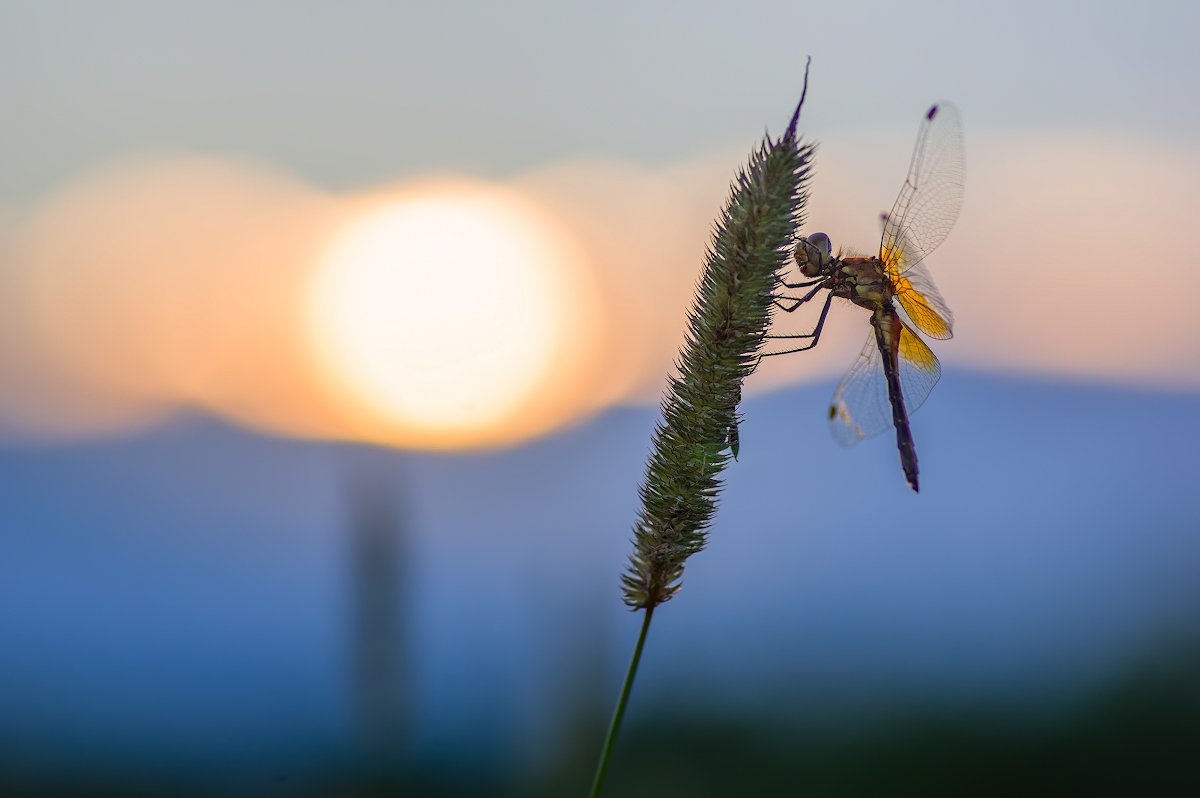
0, 155, 339, 440
0, 127, 1193, 446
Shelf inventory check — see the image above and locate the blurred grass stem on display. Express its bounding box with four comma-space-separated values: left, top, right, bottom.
588, 605, 654, 798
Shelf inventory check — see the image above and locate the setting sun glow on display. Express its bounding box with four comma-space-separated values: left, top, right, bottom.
306, 183, 582, 447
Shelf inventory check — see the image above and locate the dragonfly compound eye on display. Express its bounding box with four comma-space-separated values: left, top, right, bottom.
795, 232, 833, 277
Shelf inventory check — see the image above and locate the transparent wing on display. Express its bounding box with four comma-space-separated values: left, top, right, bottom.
829, 319, 943, 446
880, 102, 964, 278
829, 332, 892, 446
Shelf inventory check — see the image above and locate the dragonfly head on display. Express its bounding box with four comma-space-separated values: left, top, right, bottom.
795, 232, 833, 278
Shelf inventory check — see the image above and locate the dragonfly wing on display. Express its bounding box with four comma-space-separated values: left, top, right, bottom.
896, 318, 942, 415
893, 254, 954, 340
829, 332, 892, 447
881, 103, 964, 277
828, 319, 942, 446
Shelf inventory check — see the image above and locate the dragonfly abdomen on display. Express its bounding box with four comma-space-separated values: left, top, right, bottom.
871, 305, 920, 492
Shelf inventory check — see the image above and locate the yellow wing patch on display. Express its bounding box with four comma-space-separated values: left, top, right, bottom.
881, 240, 910, 276
897, 322, 940, 375
894, 280, 952, 339
882, 241, 954, 340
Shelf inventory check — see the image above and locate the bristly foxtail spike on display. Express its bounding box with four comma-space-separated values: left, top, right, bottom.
620, 81, 815, 610
782, 56, 812, 144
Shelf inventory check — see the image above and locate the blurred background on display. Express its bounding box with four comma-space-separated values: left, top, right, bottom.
2, 1, 1198, 795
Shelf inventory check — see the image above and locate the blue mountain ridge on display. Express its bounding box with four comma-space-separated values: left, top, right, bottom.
1, 370, 1197, 775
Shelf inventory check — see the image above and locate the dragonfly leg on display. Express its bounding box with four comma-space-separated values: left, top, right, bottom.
761, 292, 833, 356
772, 283, 825, 313
776, 275, 824, 290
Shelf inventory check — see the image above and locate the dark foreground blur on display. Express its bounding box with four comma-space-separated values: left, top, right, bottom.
3, 642, 1198, 796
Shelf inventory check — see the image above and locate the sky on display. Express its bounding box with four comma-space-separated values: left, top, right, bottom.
1, 0, 1198, 450
2, 1, 1197, 194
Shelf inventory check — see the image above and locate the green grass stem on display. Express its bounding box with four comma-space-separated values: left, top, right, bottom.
587, 605, 654, 798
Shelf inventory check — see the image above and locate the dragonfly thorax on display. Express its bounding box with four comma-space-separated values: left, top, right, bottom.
835, 257, 895, 310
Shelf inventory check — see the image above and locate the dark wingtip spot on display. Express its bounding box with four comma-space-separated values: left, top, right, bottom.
827, 405, 837, 420
927, 105, 939, 120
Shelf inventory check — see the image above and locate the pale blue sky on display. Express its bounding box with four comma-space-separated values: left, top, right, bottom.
2, 0, 1196, 197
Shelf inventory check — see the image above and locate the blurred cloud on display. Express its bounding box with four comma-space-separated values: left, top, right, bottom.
761, 124, 1200, 393
522, 124, 1200, 399
0, 123, 1195, 446
944, 130, 1199, 388
0, 155, 338, 439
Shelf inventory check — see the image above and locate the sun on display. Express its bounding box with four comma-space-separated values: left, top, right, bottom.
306, 182, 583, 447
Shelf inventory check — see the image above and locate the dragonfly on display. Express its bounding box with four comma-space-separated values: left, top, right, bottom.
765, 102, 964, 492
